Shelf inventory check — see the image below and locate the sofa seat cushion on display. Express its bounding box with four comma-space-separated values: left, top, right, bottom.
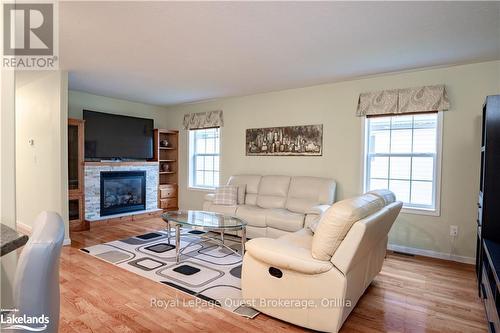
245, 237, 333, 275
266, 209, 305, 232
236, 205, 267, 228
311, 193, 385, 261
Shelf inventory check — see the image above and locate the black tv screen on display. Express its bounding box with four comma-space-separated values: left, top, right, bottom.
83, 110, 154, 160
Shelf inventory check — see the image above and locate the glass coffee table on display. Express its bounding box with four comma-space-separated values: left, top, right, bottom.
161, 210, 247, 263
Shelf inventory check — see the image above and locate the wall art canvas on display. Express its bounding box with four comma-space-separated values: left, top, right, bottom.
246, 124, 323, 156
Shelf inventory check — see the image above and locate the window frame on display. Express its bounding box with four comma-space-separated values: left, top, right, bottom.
188, 127, 221, 191
362, 111, 443, 216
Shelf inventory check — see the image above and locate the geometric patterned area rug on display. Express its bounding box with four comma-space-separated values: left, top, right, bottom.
81, 228, 260, 318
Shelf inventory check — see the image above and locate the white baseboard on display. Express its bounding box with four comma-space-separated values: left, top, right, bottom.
17, 221, 72, 247
388, 244, 475, 265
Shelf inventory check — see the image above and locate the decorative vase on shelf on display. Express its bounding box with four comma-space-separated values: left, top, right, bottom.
161, 163, 170, 172
160, 139, 169, 147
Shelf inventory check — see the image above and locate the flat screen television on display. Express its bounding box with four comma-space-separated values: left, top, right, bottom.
83, 110, 154, 160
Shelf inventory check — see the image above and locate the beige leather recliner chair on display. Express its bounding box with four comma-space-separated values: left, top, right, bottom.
241, 190, 402, 333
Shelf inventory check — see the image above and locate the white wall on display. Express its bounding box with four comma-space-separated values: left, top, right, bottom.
163, 60, 500, 260
15, 71, 70, 241
68, 90, 169, 128
1, 69, 17, 308
1, 70, 16, 228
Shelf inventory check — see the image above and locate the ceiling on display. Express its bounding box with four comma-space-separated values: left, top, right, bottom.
60, 1, 500, 106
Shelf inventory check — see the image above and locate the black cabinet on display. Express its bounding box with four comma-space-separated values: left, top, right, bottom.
477, 95, 500, 333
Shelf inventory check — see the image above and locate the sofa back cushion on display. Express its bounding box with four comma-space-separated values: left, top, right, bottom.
235, 185, 246, 204
227, 175, 261, 205
311, 193, 385, 261
286, 176, 336, 214
256, 176, 291, 209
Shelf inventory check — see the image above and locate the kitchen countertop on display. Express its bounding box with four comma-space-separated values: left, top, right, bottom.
1, 223, 29, 256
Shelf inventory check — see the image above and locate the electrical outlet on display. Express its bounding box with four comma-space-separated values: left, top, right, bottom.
450, 225, 458, 237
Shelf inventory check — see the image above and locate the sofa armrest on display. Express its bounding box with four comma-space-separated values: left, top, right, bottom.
305, 204, 331, 216
204, 193, 215, 202
245, 238, 333, 275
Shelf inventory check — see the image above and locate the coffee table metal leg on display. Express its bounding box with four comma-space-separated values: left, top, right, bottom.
166, 220, 171, 244
175, 223, 181, 263
241, 227, 246, 255
221, 230, 225, 245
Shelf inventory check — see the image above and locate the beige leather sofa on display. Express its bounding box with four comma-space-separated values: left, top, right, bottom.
241, 190, 402, 333
203, 175, 336, 238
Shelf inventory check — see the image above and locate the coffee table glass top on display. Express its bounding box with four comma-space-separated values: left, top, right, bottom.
161, 210, 247, 230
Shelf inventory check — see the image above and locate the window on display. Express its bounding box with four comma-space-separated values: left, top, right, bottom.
364, 112, 442, 214
189, 128, 220, 189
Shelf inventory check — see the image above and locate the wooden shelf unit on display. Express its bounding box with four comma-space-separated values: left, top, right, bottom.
68, 118, 89, 232
153, 129, 179, 211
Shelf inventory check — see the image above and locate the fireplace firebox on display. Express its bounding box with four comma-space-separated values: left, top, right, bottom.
100, 171, 146, 216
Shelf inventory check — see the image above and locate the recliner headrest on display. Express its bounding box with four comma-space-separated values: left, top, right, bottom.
367, 189, 396, 206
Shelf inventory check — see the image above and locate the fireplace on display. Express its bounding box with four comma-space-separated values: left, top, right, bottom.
100, 171, 146, 216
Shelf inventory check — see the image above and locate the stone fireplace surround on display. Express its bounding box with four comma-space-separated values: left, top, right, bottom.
84, 162, 159, 221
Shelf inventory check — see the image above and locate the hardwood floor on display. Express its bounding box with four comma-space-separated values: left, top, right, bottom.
61, 217, 487, 333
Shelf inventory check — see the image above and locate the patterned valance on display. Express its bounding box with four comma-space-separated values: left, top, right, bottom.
182, 110, 224, 130
357, 89, 399, 116
356, 84, 450, 117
